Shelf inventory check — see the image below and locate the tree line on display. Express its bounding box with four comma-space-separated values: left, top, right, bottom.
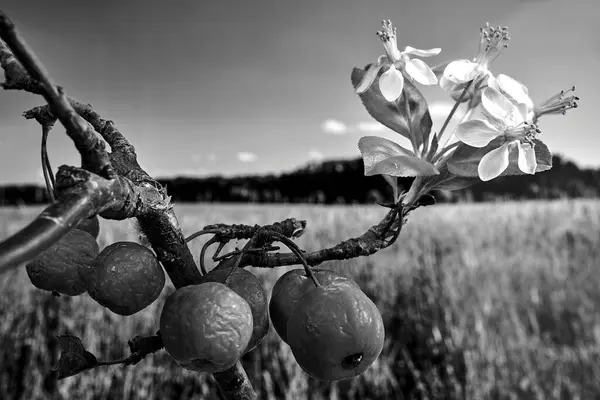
1, 155, 598, 206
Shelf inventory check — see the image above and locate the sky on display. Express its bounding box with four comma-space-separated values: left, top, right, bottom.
0, 0, 598, 185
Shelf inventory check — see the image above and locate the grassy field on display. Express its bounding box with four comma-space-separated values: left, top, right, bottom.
1, 199, 599, 399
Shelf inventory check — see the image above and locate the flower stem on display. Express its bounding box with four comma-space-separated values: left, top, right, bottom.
431, 141, 460, 164
402, 177, 425, 206
403, 90, 419, 156
432, 105, 476, 167
436, 81, 473, 149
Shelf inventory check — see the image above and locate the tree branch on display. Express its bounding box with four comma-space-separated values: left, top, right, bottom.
0, 12, 115, 179
0, 10, 254, 398
0, 165, 161, 274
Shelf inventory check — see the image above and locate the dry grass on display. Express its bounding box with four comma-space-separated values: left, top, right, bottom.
1, 199, 599, 399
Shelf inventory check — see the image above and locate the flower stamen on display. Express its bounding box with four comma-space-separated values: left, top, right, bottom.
534, 86, 579, 122
376, 20, 401, 62
504, 121, 541, 143
476, 23, 511, 67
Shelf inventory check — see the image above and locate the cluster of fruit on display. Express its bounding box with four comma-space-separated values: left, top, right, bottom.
25, 217, 165, 316
25, 220, 386, 382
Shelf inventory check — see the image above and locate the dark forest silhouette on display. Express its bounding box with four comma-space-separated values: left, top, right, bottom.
1, 154, 598, 206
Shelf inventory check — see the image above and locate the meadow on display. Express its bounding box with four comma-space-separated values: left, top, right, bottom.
1, 199, 599, 399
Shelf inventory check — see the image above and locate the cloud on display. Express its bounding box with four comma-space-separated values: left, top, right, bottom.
308, 150, 324, 160
428, 101, 454, 120
146, 167, 210, 178
192, 153, 218, 163
320, 119, 348, 135
356, 121, 387, 133
237, 151, 257, 162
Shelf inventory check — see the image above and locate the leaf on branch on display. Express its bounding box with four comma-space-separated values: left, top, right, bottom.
423, 163, 480, 191
51, 335, 99, 380
446, 139, 552, 178
358, 136, 439, 177
351, 65, 433, 150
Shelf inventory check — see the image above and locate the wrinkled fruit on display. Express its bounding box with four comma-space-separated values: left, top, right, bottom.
287, 280, 385, 381
76, 215, 100, 239
200, 267, 269, 353
83, 241, 165, 316
160, 282, 253, 372
269, 268, 359, 343
26, 228, 99, 296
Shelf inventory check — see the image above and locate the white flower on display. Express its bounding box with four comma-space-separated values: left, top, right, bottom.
354, 20, 441, 102
454, 86, 541, 181
489, 74, 579, 124
489, 74, 534, 119
440, 23, 511, 104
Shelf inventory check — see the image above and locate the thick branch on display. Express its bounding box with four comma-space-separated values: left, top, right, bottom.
0, 166, 163, 274
0, 12, 115, 179
0, 11, 251, 398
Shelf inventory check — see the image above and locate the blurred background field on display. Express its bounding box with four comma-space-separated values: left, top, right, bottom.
1, 199, 600, 399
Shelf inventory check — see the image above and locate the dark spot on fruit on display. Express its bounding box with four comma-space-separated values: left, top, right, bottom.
341, 352, 363, 369
52, 291, 60, 297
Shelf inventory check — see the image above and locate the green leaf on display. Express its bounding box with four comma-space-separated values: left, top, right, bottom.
423, 164, 480, 191
358, 136, 438, 177
366, 155, 439, 177
351, 65, 433, 150
447, 139, 552, 178
51, 335, 99, 380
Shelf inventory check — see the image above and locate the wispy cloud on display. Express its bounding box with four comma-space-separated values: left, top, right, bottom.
142, 167, 211, 178
237, 151, 257, 162
320, 119, 348, 135
192, 153, 218, 163
308, 149, 324, 161
321, 119, 390, 135
356, 121, 387, 133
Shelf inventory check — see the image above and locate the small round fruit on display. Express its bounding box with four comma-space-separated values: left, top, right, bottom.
83, 241, 165, 316
26, 228, 99, 296
76, 216, 100, 239
287, 281, 385, 382
269, 268, 359, 343
200, 267, 269, 353
160, 282, 253, 372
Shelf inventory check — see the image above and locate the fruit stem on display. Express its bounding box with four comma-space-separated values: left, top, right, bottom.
184, 228, 215, 243
269, 231, 321, 288
199, 237, 220, 275
41, 123, 56, 202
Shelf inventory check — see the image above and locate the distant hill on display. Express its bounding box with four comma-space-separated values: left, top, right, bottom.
0, 154, 598, 206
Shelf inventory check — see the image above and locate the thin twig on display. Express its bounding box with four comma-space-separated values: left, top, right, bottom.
0, 12, 115, 179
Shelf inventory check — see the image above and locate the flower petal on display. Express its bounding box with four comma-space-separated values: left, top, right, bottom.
481, 87, 522, 127
454, 119, 502, 147
402, 46, 442, 57
478, 143, 510, 181
405, 58, 438, 85
379, 65, 405, 102
354, 62, 384, 94
495, 74, 534, 112
516, 141, 537, 174
443, 59, 480, 83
